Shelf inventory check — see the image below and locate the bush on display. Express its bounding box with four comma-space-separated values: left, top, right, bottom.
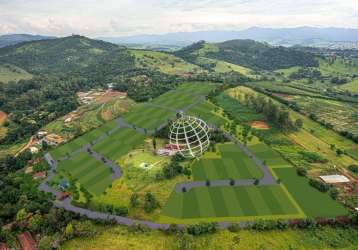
299, 151, 327, 163
348, 164, 358, 173
309, 178, 330, 192
329, 188, 339, 200
228, 223, 241, 232
187, 222, 217, 236
296, 167, 307, 176
144, 192, 159, 213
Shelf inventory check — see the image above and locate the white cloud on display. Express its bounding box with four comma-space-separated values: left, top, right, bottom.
0, 0, 357, 36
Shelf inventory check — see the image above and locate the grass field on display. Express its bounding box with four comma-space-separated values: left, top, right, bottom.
187, 100, 227, 127
340, 78, 358, 93
131, 49, 204, 75
0, 63, 32, 83
319, 58, 358, 76
92, 128, 146, 162
247, 138, 290, 168
274, 167, 347, 218
62, 223, 358, 250
161, 184, 299, 221
50, 120, 118, 159
57, 152, 112, 195
192, 143, 263, 181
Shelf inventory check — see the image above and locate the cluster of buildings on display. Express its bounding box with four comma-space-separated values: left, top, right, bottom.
36, 131, 64, 146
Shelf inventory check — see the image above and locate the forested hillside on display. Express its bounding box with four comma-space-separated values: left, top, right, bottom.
174, 40, 318, 70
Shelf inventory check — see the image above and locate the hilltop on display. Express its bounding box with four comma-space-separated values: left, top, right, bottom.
174, 40, 318, 71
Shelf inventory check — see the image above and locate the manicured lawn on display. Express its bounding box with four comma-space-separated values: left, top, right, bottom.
248, 139, 290, 168
122, 105, 174, 130
187, 100, 227, 127
50, 120, 117, 160
58, 152, 113, 195
161, 184, 299, 219
92, 128, 146, 161
192, 143, 263, 181
274, 167, 348, 218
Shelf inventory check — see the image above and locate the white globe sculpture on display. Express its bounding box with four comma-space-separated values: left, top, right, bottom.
169, 114, 210, 158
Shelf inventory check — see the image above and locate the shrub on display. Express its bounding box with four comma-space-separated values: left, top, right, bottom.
229, 179, 235, 186
329, 188, 339, 200
348, 164, 358, 173
206, 180, 211, 186
296, 167, 307, 176
144, 192, 159, 213
228, 223, 241, 232
309, 178, 330, 192
187, 222, 217, 236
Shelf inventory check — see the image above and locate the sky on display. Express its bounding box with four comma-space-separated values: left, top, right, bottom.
0, 0, 357, 37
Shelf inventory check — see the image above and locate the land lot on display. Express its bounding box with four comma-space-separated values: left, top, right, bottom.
192, 143, 263, 181
274, 167, 347, 218
187, 100, 227, 127
161, 185, 300, 221
93, 128, 146, 162
57, 152, 112, 195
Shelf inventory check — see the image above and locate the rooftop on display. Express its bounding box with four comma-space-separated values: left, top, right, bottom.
319, 175, 350, 184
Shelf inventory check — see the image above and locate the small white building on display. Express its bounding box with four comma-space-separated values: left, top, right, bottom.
64, 117, 72, 123
29, 146, 39, 154
319, 175, 350, 184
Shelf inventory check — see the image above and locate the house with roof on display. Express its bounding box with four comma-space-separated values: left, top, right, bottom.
17, 232, 37, 250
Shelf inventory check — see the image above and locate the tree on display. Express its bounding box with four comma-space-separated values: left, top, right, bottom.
144, 192, 159, 213
152, 137, 157, 150
38, 236, 53, 250
130, 193, 139, 208
64, 223, 74, 239
16, 208, 27, 221
294, 118, 303, 129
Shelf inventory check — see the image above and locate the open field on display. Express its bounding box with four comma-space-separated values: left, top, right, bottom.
195, 56, 253, 76
131, 49, 204, 75
62, 223, 358, 250
0, 63, 32, 83
161, 185, 300, 221
319, 58, 358, 76
247, 138, 290, 168
192, 143, 263, 181
93, 128, 146, 162
57, 152, 112, 195
274, 167, 347, 218
340, 79, 358, 93
187, 100, 227, 127
122, 105, 175, 130
50, 120, 117, 159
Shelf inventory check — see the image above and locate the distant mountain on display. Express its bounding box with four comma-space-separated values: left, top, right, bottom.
98, 27, 358, 47
0, 34, 55, 48
174, 39, 318, 70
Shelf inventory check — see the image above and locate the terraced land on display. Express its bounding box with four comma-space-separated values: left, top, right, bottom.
274, 167, 347, 218
57, 152, 112, 195
50, 120, 118, 160
192, 143, 263, 181
93, 128, 146, 161
161, 185, 300, 221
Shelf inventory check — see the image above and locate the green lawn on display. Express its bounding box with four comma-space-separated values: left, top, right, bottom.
187, 100, 227, 127
248, 139, 290, 168
58, 152, 113, 195
50, 120, 117, 160
122, 105, 174, 130
274, 167, 347, 218
92, 127, 146, 162
192, 143, 263, 181
161, 184, 299, 220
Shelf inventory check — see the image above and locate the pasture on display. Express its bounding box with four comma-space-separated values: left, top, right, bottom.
274, 167, 347, 218
57, 152, 113, 195
192, 143, 263, 181
161, 185, 299, 221
0, 63, 32, 83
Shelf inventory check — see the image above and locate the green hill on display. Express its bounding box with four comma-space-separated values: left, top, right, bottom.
0, 35, 134, 76
0, 64, 32, 83
174, 40, 318, 71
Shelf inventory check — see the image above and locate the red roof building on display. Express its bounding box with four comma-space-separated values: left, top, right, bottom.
0, 243, 9, 250
17, 232, 37, 250
57, 192, 70, 201
33, 171, 46, 180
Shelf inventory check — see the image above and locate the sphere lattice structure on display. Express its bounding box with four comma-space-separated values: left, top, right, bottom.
169, 114, 210, 158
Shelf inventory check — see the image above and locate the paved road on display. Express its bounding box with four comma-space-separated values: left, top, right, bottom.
39, 94, 274, 229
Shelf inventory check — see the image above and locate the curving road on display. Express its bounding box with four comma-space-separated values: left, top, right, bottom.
40, 94, 276, 229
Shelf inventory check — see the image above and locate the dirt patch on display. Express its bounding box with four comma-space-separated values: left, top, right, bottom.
272, 92, 294, 101
251, 121, 270, 129
0, 111, 7, 125
97, 91, 127, 104
101, 109, 113, 121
